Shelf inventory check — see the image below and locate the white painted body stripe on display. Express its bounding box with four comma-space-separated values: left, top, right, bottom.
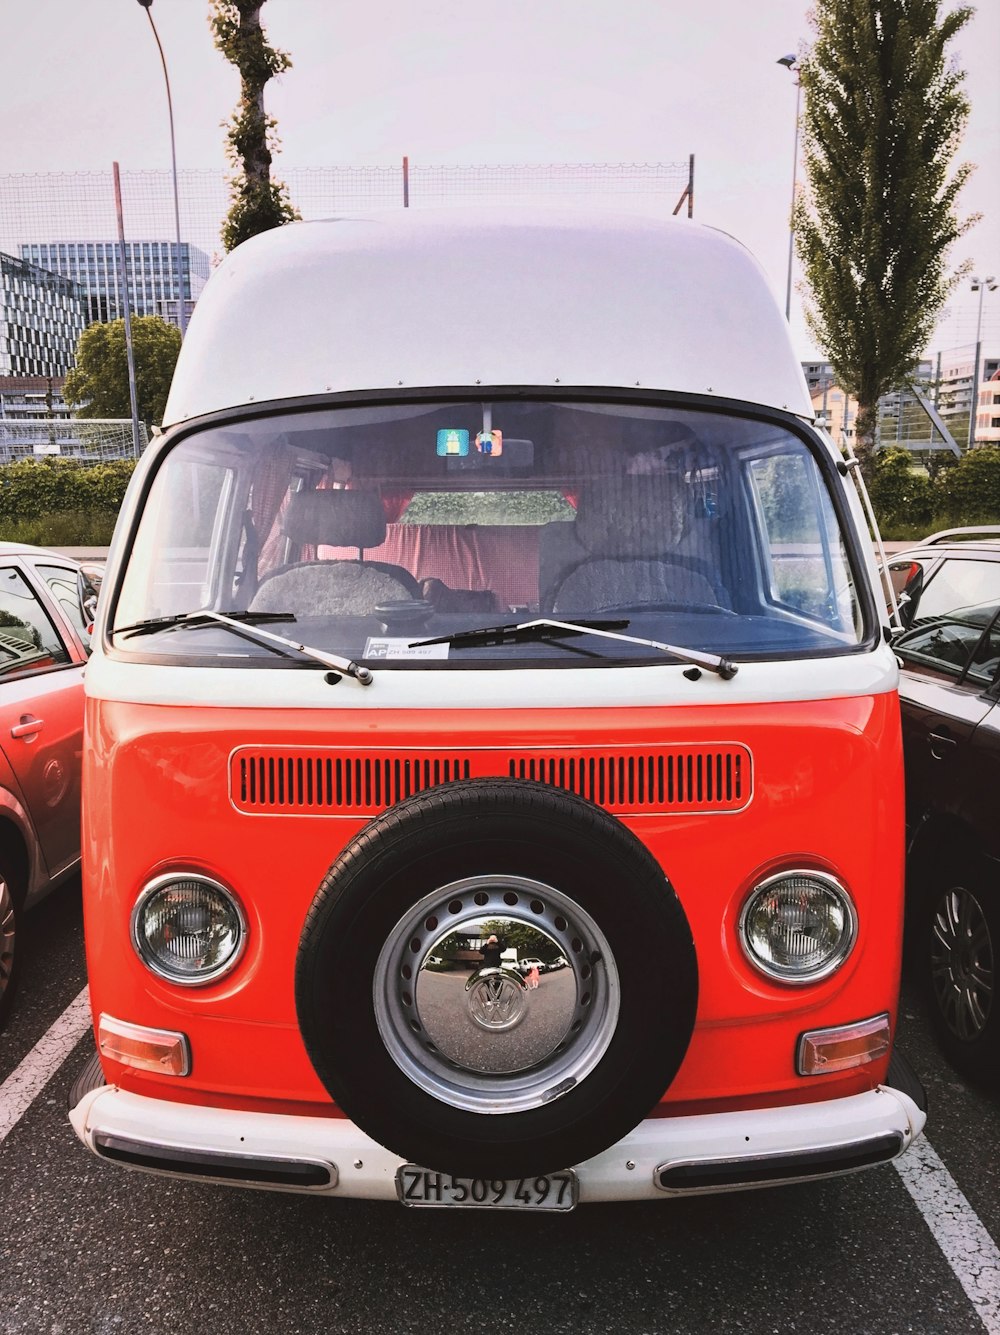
69, 1080, 923, 1203
0, 987, 91, 1145
895, 1137, 1000, 1334
86, 642, 899, 712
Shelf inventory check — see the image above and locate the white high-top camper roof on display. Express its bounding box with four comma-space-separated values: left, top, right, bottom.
163, 208, 812, 427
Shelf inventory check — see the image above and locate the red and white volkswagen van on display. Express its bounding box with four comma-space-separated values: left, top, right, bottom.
70, 209, 925, 1209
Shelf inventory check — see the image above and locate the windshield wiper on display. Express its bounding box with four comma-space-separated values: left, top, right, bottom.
115, 610, 295, 638
114, 609, 374, 685
413, 617, 738, 679
412, 617, 630, 649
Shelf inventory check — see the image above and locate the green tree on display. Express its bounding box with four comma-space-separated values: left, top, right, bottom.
209, 0, 299, 252
63, 316, 181, 427
795, 0, 976, 468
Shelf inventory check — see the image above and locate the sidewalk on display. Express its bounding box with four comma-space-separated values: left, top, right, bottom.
58, 548, 111, 561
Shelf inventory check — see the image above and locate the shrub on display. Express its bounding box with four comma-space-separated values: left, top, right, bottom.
0, 509, 120, 547
867, 447, 933, 531
932, 446, 1000, 526
0, 459, 135, 537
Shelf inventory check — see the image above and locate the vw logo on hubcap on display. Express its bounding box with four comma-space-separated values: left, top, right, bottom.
466, 968, 527, 1031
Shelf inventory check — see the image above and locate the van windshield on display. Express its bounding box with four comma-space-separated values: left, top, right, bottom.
111, 399, 865, 668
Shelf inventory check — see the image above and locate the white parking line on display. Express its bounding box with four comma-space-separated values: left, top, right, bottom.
895, 1135, 1000, 1334
3, 993, 1000, 1335
0, 986, 91, 1145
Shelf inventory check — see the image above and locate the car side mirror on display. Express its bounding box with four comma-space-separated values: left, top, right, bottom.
77, 566, 103, 654
888, 561, 923, 632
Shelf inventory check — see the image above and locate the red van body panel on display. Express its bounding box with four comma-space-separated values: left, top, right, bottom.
83, 691, 904, 1113
70, 214, 922, 1202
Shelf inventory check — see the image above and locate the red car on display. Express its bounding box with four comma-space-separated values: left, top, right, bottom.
0, 543, 98, 1029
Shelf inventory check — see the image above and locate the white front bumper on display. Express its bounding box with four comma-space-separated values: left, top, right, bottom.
70, 1081, 926, 1203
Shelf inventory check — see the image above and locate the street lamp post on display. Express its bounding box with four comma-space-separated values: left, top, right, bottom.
777, 53, 802, 323
967, 274, 997, 448
136, 0, 186, 338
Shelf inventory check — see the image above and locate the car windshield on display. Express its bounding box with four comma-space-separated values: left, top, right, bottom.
111, 398, 865, 668
895, 600, 1000, 683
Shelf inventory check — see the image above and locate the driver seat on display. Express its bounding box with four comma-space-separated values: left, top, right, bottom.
548, 474, 718, 615
250, 489, 419, 615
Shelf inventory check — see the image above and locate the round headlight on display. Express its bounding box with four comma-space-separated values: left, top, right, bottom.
739, 870, 856, 984
131, 875, 246, 986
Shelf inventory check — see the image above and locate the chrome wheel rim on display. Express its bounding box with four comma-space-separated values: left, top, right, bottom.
930, 885, 994, 1043
0, 877, 15, 1005
374, 874, 620, 1114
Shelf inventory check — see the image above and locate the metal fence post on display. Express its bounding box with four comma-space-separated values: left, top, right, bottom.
113, 163, 142, 458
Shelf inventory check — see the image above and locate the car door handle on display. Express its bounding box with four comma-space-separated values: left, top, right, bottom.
11, 715, 44, 739
928, 729, 957, 760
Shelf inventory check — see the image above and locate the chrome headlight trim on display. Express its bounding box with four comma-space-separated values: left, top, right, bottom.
131, 872, 248, 987
738, 868, 857, 985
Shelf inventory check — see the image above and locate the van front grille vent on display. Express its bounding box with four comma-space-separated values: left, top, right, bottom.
230, 745, 751, 817
508, 749, 748, 811
232, 752, 473, 813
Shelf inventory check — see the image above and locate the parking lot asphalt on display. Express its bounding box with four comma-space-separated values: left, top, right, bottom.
2, 875, 999, 1335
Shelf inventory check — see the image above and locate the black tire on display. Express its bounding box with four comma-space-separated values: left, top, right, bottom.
0, 858, 23, 1031
919, 855, 1000, 1090
295, 779, 698, 1178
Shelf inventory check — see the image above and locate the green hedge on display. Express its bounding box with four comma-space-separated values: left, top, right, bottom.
932, 446, 1000, 525
865, 449, 934, 532
868, 446, 1000, 538
0, 458, 136, 520
0, 458, 136, 546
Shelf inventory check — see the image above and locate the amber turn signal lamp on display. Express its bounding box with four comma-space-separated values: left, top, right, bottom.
98, 1014, 191, 1076
797, 1013, 891, 1076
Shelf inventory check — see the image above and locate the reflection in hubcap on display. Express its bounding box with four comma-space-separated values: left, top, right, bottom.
466, 967, 527, 1031
374, 874, 620, 1113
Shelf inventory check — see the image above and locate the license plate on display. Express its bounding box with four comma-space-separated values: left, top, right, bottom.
396, 1166, 577, 1211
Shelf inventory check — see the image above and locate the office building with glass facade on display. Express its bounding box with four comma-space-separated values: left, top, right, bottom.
19, 240, 210, 327
0, 253, 87, 377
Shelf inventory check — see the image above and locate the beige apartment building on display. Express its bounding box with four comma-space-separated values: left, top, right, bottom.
810, 381, 858, 449
974, 365, 1000, 446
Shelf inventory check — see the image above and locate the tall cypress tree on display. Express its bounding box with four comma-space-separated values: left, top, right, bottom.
795, 0, 976, 465
209, 0, 299, 252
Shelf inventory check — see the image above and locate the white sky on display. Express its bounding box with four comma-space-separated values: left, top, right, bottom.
2, 0, 997, 360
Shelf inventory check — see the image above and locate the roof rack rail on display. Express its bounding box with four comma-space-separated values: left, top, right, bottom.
919, 526, 1000, 546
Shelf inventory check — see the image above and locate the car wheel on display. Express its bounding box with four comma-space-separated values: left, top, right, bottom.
0, 860, 23, 1030
295, 779, 698, 1178
921, 858, 1000, 1089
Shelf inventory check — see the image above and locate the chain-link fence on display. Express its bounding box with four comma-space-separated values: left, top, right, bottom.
0, 162, 693, 464
0, 161, 695, 266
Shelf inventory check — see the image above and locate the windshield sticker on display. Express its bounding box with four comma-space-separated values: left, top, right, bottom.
475, 429, 503, 456
363, 637, 450, 660
436, 428, 469, 457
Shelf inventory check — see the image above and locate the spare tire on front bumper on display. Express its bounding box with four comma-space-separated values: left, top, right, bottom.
295, 778, 699, 1179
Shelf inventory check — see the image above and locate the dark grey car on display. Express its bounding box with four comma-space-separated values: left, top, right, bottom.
0, 543, 98, 1029
888, 528, 1000, 1087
